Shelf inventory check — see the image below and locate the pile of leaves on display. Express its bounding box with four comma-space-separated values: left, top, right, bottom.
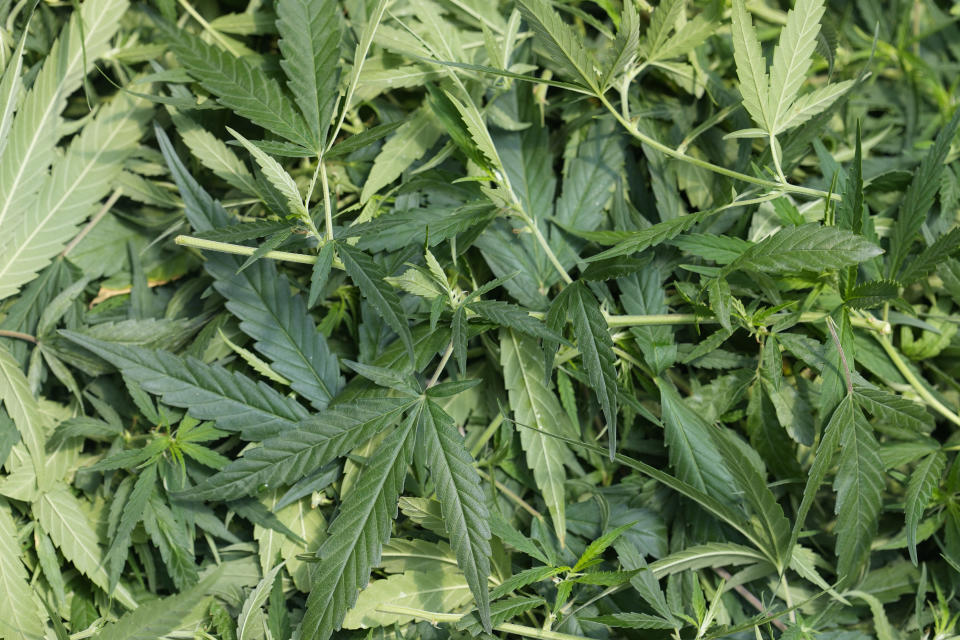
1, 0, 959, 638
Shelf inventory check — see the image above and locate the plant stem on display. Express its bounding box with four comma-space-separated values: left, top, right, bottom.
0, 329, 37, 344
427, 341, 454, 388
596, 93, 839, 202
375, 604, 594, 640
714, 568, 788, 631
175, 235, 318, 264
470, 413, 504, 458
524, 215, 573, 285
320, 161, 334, 242
477, 469, 544, 521
873, 332, 960, 427
61, 189, 122, 257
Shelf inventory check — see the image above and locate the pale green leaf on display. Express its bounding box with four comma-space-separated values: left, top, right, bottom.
343, 571, 472, 629
767, 0, 825, 132
237, 562, 285, 640
730, 0, 769, 129
775, 80, 854, 134
229, 127, 307, 220
500, 330, 576, 546
725, 224, 883, 275
0, 498, 45, 640
516, 0, 600, 91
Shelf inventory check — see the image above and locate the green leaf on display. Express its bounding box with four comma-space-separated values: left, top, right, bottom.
35, 485, 138, 609
584, 208, 722, 260
171, 112, 262, 198
500, 330, 576, 546
456, 597, 546, 635
789, 393, 850, 556
201, 252, 341, 410
93, 570, 220, 640
583, 613, 675, 629
60, 332, 310, 440
708, 427, 791, 569
567, 282, 618, 459
657, 379, 737, 498
158, 19, 314, 149
649, 542, 768, 578
0, 342, 48, 486
300, 408, 417, 640
844, 280, 901, 309
184, 398, 410, 501
888, 107, 960, 277
0, 88, 150, 301
602, 0, 638, 89
0, 498, 45, 639
775, 80, 854, 133
833, 401, 884, 583
488, 512, 551, 565
574, 521, 634, 571
468, 300, 562, 342
339, 243, 415, 365
343, 571, 472, 629
489, 566, 563, 599
899, 227, 960, 285
229, 128, 308, 221
237, 562, 285, 640
360, 107, 442, 202
0, 21, 29, 160
419, 401, 492, 630
516, 0, 600, 91
854, 387, 933, 435
106, 464, 156, 591
767, 0, 825, 132
725, 224, 882, 275
0, 0, 128, 297
905, 450, 944, 565
276, 0, 342, 151
730, 0, 769, 130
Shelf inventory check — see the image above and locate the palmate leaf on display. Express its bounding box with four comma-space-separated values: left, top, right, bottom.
276, 0, 342, 151
905, 450, 945, 565
833, 405, 884, 583
500, 330, 577, 546
339, 243, 415, 365
301, 408, 418, 640
0, 0, 126, 257
158, 20, 313, 150
0, 498, 45, 640
567, 282, 618, 459
888, 107, 960, 277
60, 332, 310, 440
767, 0, 825, 133
516, 0, 599, 92
725, 224, 882, 275
419, 401, 492, 632
159, 125, 341, 409
0, 77, 149, 302
730, 0, 769, 130
184, 398, 411, 501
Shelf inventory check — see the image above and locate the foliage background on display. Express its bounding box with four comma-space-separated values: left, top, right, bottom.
0, 0, 959, 638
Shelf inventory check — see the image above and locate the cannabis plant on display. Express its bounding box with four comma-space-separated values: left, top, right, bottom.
1, 0, 959, 638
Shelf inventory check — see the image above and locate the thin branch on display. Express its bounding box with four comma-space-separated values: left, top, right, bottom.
825, 316, 853, 395
61, 189, 122, 258
426, 340, 454, 388
714, 568, 788, 632
0, 330, 37, 344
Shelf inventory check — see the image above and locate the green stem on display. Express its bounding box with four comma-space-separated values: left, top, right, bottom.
176, 0, 242, 57
873, 333, 960, 427
0, 329, 37, 344
375, 604, 594, 640
175, 235, 317, 265
524, 214, 573, 285
596, 93, 838, 201
469, 414, 504, 458
320, 161, 334, 242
